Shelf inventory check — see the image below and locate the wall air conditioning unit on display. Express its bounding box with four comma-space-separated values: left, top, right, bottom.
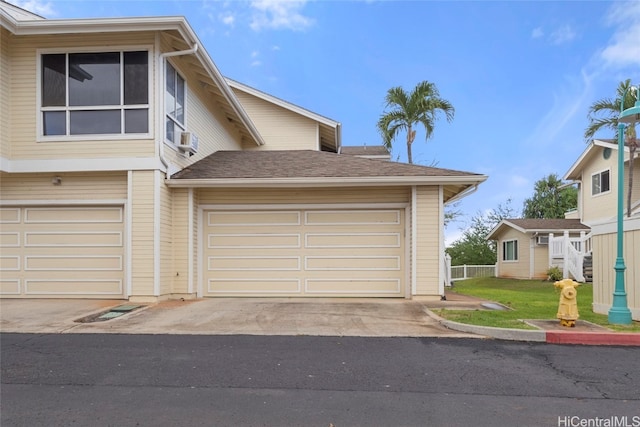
179, 131, 199, 154
536, 235, 549, 245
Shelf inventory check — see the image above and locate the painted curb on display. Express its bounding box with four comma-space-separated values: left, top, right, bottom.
546, 331, 640, 346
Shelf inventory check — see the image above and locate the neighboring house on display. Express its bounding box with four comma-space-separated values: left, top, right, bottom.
563, 138, 640, 320
0, 3, 487, 301
487, 219, 591, 281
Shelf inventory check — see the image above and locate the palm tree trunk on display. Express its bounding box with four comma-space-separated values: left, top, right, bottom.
406, 125, 413, 164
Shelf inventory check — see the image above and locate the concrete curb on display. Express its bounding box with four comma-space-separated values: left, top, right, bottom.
424, 309, 639, 346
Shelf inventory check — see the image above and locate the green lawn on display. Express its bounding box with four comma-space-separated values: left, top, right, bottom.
436, 277, 640, 332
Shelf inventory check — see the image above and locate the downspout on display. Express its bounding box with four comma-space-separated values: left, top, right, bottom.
158, 43, 198, 177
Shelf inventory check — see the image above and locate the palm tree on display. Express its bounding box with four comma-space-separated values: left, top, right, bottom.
377, 81, 454, 164
585, 79, 638, 217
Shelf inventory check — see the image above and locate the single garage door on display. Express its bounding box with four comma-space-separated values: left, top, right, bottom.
203, 208, 405, 297
0, 206, 125, 298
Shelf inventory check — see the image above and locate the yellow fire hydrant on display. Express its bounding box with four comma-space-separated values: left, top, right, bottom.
554, 278, 580, 327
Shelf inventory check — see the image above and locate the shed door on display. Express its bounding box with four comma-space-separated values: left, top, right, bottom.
0, 206, 125, 298
203, 208, 405, 297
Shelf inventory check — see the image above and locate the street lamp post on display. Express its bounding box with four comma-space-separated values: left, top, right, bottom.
607, 84, 639, 325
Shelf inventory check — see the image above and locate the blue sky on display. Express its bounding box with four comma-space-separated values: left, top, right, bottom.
10, 0, 640, 244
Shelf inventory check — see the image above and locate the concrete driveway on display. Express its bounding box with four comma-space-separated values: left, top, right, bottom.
0, 298, 478, 338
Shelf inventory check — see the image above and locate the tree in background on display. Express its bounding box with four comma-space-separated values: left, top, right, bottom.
377, 81, 454, 164
446, 200, 518, 266
585, 79, 638, 217
522, 174, 577, 219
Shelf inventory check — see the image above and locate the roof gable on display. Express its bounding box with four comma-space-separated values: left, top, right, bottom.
564, 139, 635, 181
487, 218, 590, 240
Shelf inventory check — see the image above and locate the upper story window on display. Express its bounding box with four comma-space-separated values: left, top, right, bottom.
502, 239, 518, 262
591, 169, 610, 196
165, 62, 186, 144
40, 51, 149, 137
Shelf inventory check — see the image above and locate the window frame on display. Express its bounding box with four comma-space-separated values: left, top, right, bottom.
36, 46, 153, 142
502, 239, 518, 262
164, 60, 187, 147
591, 169, 611, 197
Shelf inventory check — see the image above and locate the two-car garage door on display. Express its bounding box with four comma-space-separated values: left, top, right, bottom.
203, 208, 406, 297
0, 206, 125, 298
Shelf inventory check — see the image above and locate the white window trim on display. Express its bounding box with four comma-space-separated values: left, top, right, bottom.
164, 59, 188, 149
590, 168, 611, 197
502, 239, 518, 262
36, 45, 154, 142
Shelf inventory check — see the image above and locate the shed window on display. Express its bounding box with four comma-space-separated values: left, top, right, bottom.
591, 170, 610, 196
503, 240, 518, 261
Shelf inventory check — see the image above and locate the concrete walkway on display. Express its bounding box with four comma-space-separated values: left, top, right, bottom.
0, 298, 478, 338
2, 294, 638, 345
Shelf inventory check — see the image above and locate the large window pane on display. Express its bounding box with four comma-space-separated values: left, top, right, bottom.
124, 51, 148, 105
601, 170, 610, 192
176, 74, 185, 124
70, 110, 120, 134
125, 109, 148, 134
69, 52, 120, 106
166, 63, 176, 117
166, 118, 175, 143
42, 54, 66, 107
43, 111, 66, 135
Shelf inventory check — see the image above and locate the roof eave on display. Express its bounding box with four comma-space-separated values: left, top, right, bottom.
166, 175, 488, 188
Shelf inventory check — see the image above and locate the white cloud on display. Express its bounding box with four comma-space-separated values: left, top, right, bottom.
531, 27, 544, 39
251, 60, 262, 67
220, 13, 235, 27
7, 0, 55, 17
600, 1, 640, 69
249, 0, 314, 31
549, 24, 576, 45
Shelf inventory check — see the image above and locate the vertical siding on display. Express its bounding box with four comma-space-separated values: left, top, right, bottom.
1, 28, 11, 159
592, 227, 640, 319
496, 229, 529, 279
9, 33, 156, 160
415, 186, 440, 295
0, 172, 127, 200
232, 90, 319, 151
130, 170, 155, 296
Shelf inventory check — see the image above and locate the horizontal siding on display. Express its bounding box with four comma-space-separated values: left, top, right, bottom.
198, 187, 411, 205
9, 33, 156, 160
415, 186, 440, 295
160, 39, 243, 169
160, 179, 172, 295
171, 188, 190, 294
233, 90, 319, 151
496, 228, 529, 279
0, 172, 127, 201
581, 152, 617, 224
130, 170, 155, 297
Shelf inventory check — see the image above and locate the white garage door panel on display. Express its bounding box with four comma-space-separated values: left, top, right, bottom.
0, 206, 125, 298
204, 208, 405, 297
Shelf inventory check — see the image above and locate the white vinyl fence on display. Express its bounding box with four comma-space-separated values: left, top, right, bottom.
444, 254, 497, 284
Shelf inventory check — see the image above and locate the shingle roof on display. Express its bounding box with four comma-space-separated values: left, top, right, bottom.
340, 146, 389, 156
505, 218, 590, 231
170, 150, 483, 180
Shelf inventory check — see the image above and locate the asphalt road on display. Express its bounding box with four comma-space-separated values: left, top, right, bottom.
1, 334, 639, 427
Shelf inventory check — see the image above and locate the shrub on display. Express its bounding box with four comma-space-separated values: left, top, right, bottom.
546, 266, 563, 282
